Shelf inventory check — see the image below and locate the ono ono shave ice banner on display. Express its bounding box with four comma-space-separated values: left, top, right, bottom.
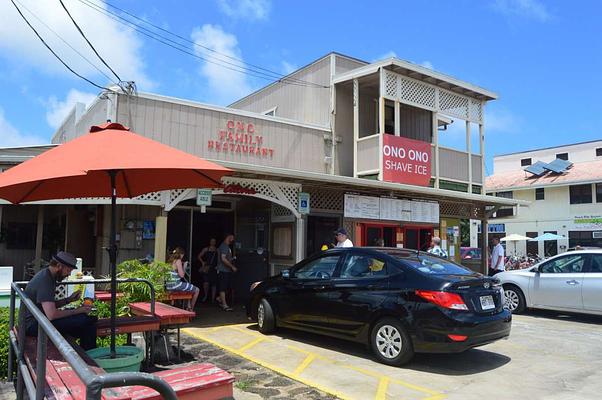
382, 135, 431, 186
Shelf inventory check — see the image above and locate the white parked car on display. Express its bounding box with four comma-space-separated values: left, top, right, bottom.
496, 250, 602, 315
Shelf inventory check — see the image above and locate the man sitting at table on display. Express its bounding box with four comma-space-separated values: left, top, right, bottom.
19, 251, 97, 350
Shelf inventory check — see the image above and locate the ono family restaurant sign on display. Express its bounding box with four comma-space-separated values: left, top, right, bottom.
382, 135, 431, 186
208, 120, 275, 158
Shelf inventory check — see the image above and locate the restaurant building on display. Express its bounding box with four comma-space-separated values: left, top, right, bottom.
486, 140, 602, 257
0, 53, 520, 297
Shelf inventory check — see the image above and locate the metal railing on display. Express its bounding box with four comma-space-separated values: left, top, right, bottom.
8, 278, 176, 400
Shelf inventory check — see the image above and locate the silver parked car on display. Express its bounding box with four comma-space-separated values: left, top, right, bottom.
496, 250, 602, 315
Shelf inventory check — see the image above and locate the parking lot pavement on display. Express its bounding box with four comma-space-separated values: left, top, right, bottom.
184, 310, 602, 400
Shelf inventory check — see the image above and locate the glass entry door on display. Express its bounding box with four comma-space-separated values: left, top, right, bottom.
362, 224, 397, 247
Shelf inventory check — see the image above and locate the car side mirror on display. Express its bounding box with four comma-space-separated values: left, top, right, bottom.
282, 269, 290, 279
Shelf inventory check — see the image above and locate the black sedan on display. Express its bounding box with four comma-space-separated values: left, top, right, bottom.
247, 247, 511, 366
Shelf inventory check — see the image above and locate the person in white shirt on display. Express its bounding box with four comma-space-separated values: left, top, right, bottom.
489, 237, 505, 276
427, 237, 448, 258
334, 228, 353, 248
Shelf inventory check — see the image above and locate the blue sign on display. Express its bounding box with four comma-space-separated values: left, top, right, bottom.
478, 223, 505, 233
298, 192, 310, 215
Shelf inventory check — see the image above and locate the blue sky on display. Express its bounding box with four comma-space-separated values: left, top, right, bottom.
0, 0, 600, 175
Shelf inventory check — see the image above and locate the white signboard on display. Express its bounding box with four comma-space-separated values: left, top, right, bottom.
571, 215, 602, 231
196, 189, 212, 206
298, 192, 310, 215
344, 194, 381, 219
344, 194, 439, 223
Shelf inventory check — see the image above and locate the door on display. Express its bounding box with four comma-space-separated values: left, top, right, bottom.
277, 253, 342, 330
530, 253, 587, 310
403, 226, 433, 251
326, 252, 391, 337
582, 254, 602, 312
362, 224, 397, 247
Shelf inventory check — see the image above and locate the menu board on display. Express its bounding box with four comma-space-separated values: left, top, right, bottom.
344, 194, 439, 224
344, 194, 381, 219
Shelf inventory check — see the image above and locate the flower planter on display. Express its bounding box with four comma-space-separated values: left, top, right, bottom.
87, 346, 144, 373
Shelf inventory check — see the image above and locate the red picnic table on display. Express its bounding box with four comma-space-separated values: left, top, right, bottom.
130, 302, 196, 360
94, 290, 124, 303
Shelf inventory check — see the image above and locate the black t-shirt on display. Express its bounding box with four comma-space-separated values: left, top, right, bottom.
19, 268, 57, 330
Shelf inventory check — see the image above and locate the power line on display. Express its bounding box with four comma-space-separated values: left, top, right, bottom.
90, 0, 324, 88
59, 0, 122, 83
13, 0, 116, 85
77, 0, 328, 88
10, 0, 108, 91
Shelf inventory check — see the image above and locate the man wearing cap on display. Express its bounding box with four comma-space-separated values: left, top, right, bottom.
334, 228, 354, 248
19, 251, 97, 350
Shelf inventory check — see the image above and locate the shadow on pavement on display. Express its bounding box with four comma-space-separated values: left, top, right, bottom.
521, 309, 602, 325
241, 324, 510, 376
188, 303, 250, 328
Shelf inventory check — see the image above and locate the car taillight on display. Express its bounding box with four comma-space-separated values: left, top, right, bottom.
448, 334, 468, 342
415, 290, 469, 311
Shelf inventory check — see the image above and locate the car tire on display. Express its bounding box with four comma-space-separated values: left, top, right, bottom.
503, 284, 526, 314
257, 298, 276, 334
370, 318, 414, 366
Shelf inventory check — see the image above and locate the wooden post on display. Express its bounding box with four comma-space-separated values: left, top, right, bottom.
394, 100, 400, 136
480, 123, 485, 188
378, 69, 385, 181
466, 121, 472, 193
481, 219, 489, 275
353, 78, 359, 178
154, 213, 168, 262
433, 112, 440, 188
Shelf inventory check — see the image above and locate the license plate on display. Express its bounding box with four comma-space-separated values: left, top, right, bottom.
480, 295, 495, 310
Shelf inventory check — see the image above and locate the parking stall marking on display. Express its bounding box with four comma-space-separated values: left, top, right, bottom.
293, 353, 317, 377
183, 325, 445, 400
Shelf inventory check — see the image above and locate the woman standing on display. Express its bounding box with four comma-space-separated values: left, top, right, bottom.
166, 247, 200, 311
197, 238, 219, 303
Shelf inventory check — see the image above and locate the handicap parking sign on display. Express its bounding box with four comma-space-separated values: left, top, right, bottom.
298, 192, 310, 214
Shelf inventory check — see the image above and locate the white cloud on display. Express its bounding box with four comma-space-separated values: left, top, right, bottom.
281, 60, 297, 75
216, 0, 271, 21
420, 61, 434, 70
373, 51, 397, 62
45, 89, 96, 129
493, 0, 551, 22
191, 24, 252, 104
486, 108, 519, 133
0, 108, 48, 147
0, 0, 153, 88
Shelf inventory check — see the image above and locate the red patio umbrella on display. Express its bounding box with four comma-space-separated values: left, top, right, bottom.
0, 122, 232, 357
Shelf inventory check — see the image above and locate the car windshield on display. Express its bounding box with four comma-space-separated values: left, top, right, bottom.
401, 254, 474, 275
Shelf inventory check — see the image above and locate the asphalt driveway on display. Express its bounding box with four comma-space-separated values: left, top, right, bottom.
184, 308, 602, 400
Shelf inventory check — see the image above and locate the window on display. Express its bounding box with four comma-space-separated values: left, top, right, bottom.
589, 255, 602, 273
535, 188, 545, 200
340, 255, 387, 278
294, 255, 340, 279
495, 191, 513, 199
540, 254, 586, 273
521, 158, 532, 166
402, 255, 473, 276
569, 184, 592, 204
262, 107, 277, 116
526, 232, 538, 256
494, 208, 513, 218
597, 183, 602, 203
596, 148, 602, 157
272, 224, 293, 258
556, 153, 569, 161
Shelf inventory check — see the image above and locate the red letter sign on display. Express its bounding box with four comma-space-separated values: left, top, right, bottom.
382, 135, 431, 186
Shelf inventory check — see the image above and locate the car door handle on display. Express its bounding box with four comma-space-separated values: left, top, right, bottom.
566, 280, 580, 285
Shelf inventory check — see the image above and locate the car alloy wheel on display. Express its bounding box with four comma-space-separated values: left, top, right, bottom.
376, 324, 403, 359
504, 289, 520, 312
257, 302, 265, 328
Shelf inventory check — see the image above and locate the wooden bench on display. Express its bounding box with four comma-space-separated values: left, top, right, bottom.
164, 291, 193, 307
18, 329, 234, 400
94, 291, 124, 303
96, 316, 161, 337
130, 302, 195, 360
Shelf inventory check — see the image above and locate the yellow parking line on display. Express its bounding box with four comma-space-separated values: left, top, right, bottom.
292, 353, 316, 376
375, 377, 390, 400
238, 337, 265, 353
183, 327, 444, 400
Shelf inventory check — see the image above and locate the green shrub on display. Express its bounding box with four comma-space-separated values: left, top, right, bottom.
115, 259, 171, 303
0, 308, 10, 380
